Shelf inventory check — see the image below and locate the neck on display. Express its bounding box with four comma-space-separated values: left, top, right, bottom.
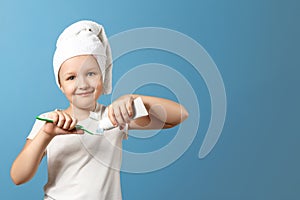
65, 103, 98, 121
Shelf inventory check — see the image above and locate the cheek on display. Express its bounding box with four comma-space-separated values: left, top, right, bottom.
89, 76, 102, 89
92, 79, 103, 96
95, 81, 103, 93
61, 84, 76, 95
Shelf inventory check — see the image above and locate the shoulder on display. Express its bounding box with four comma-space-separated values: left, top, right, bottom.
27, 111, 53, 140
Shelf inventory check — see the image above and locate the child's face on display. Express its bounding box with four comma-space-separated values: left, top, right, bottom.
59, 55, 103, 110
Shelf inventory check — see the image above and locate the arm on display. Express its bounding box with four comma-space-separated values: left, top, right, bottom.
108, 94, 189, 130
10, 132, 53, 185
10, 111, 83, 185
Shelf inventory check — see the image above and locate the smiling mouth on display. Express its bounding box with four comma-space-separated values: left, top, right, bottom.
76, 91, 94, 96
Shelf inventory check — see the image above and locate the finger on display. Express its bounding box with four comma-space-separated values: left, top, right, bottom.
69, 116, 78, 130
114, 107, 125, 126
120, 104, 131, 124
43, 122, 56, 135
67, 128, 84, 134
126, 98, 134, 118
68, 128, 84, 134
108, 105, 118, 126
56, 111, 65, 128
56, 127, 84, 135
49, 112, 59, 125
62, 112, 72, 130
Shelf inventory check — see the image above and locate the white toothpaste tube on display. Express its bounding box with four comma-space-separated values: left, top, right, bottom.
94, 97, 148, 134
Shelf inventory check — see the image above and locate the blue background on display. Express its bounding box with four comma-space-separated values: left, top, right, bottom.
1, 0, 299, 199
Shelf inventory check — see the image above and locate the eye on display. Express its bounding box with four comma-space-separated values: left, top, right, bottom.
67, 75, 76, 81
87, 72, 96, 76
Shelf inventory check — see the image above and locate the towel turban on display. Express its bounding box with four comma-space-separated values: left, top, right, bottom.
53, 20, 112, 94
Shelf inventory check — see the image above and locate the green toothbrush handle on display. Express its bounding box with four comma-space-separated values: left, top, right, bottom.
35, 116, 94, 135
36, 116, 54, 123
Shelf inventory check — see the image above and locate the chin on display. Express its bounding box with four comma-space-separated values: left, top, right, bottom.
72, 97, 96, 110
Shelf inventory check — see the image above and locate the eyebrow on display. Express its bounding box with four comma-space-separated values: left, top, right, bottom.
79, 66, 101, 74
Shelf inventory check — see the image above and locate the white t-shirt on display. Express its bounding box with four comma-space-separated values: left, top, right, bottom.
27, 104, 128, 200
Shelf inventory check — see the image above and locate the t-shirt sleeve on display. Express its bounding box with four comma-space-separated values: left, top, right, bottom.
27, 113, 47, 140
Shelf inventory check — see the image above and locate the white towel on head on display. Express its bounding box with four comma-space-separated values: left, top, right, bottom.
53, 20, 112, 94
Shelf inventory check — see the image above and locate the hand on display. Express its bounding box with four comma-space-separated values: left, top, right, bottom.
108, 95, 134, 128
43, 110, 84, 136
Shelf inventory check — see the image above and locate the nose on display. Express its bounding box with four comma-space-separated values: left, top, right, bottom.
76, 75, 89, 89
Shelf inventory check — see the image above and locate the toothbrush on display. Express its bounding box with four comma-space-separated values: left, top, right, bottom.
35, 116, 96, 135
36, 97, 149, 135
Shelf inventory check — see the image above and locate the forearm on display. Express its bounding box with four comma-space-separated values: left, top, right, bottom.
132, 94, 189, 127
10, 130, 53, 185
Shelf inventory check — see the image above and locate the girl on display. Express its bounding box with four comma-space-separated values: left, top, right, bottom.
10, 20, 188, 200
